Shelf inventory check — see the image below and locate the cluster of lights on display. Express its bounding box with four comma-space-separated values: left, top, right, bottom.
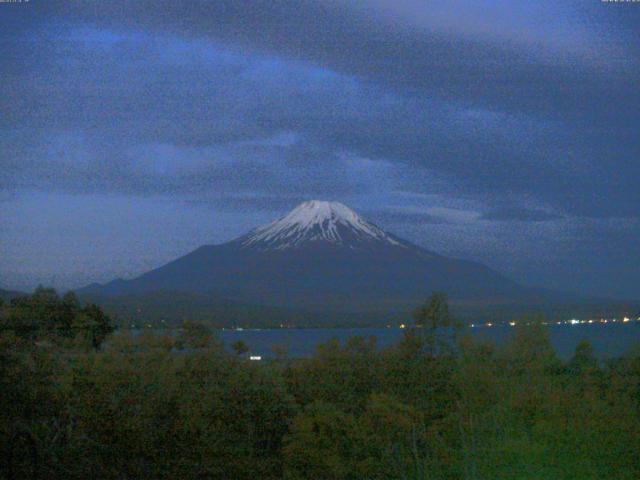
470, 316, 639, 328
559, 316, 636, 326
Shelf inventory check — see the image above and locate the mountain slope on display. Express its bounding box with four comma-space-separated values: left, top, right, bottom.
80, 201, 521, 307
78, 200, 619, 324
239, 200, 404, 249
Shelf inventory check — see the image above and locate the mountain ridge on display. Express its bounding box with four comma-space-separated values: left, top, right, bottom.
77, 200, 632, 325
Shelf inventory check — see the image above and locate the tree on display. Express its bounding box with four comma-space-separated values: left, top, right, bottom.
0, 288, 114, 348
501, 316, 559, 375
73, 304, 114, 349
454, 336, 500, 479
567, 340, 598, 376
177, 321, 214, 349
353, 394, 426, 479
32, 285, 59, 302
412, 292, 457, 355
60, 291, 80, 331
283, 402, 355, 479
61, 291, 80, 309
231, 340, 250, 356
285, 337, 381, 414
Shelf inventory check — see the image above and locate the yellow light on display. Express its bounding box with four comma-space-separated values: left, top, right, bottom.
399, 324, 406, 329
623, 317, 630, 323
509, 321, 516, 326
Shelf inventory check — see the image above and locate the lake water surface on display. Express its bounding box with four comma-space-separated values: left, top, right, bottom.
218, 323, 640, 360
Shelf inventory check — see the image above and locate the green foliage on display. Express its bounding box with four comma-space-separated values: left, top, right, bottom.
501, 315, 561, 374
2, 314, 640, 479
413, 292, 460, 355
285, 336, 381, 413
231, 339, 250, 356
568, 339, 599, 375
0, 287, 114, 348
283, 401, 356, 479
351, 393, 427, 479
176, 320, 219, 350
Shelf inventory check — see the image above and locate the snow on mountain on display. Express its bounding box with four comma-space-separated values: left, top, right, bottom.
80, 199, 597, 323
239, 200, 402, 250
77, 199, 617, 325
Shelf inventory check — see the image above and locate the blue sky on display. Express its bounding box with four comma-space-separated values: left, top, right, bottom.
1, 1, 639, 299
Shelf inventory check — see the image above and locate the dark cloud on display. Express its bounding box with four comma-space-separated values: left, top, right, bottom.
185, 194, 310, 213
365, 210, 450, 226
35, 0, 638, 121
2, 1, 638, 219
1, 0, 638, 297
480, 207, 563, 223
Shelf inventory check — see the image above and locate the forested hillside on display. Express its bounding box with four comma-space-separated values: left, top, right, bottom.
2, 291, 640, 478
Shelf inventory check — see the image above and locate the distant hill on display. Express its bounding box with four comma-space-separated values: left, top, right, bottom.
81, 290, 367, 329
0, 288, 26, 301
81, 289, 638, 329
78, 200, 638, 326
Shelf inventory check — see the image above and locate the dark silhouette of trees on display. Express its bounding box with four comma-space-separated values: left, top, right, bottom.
177, 320, 216, 349
231, 339, 250, 356
2, 299, 640, 479
568, 339, 598, 375
412, 292, 459, 355
0, 287, 114, 348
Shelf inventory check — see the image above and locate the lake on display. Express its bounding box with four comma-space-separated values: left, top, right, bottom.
218, 322, 640, 360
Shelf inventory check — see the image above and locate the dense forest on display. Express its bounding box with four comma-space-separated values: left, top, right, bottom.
2, 289, 640, 479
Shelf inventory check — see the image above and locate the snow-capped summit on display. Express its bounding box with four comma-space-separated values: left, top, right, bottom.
239, 200, 402, 249
79, 199, 541, 322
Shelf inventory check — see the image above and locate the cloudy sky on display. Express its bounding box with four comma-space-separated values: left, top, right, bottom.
1, 1, 639, 299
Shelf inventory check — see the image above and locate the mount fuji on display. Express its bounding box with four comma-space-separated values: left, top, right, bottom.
238, 201, 405, 250
78, 201, 607, 325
